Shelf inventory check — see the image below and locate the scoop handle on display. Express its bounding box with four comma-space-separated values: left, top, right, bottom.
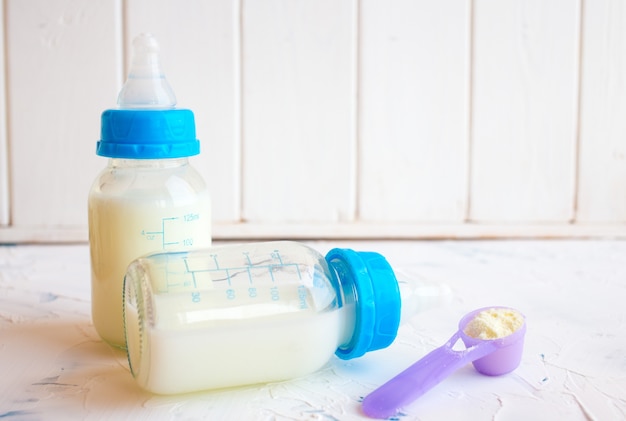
362, 332, 496, 419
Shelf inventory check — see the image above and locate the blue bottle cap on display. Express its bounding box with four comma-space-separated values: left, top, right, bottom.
97, 109, 200, 159
96, 34, 200, 159
325, 248, 401, 360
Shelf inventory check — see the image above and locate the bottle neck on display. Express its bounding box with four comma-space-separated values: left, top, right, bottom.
108, 157, 189, 169
327, 258, 356, 337
333, 267, 357, 349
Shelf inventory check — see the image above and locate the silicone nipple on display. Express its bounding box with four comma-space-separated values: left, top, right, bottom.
117, 33, 177, 109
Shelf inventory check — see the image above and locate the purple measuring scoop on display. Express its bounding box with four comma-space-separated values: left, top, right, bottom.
362, 306, 526, 419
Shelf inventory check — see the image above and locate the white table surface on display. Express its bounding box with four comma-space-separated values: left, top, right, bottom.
1, 240, 625, 420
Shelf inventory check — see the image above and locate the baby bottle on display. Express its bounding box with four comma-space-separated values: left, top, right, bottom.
88, 34, 211, 348
123, 241, 412, 395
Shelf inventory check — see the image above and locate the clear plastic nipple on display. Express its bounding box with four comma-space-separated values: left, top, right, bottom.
117, 33, 177, 109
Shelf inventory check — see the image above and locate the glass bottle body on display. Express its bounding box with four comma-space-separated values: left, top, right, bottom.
89, 158, 211, 347
123, 241, 356, 394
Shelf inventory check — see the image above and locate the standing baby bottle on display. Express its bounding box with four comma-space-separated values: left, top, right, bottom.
88, 34, 212, 348
123, 241, 406, 394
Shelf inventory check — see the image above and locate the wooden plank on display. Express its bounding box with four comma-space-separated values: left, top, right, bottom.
470, 0, 580, 222
0, 0, 8, 226
209, 222, 626, 240
6, 0, 122, 227
3, 222, 626, 244
577, 0, 626, 223
125, 0, 241, 223
241, 0, 357, 223
359, 0, 471, 222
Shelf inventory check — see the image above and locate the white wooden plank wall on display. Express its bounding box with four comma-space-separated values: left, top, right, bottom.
0, 0, 8, 227
359, 0, 470, 223
471, 0, 580, 222
4, 0, 121, 236
0, 0, 624, 242
242, 0, 357, 223
578, 0, 626, 223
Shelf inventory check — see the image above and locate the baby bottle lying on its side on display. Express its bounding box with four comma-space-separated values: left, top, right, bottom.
123, 241, 418, 394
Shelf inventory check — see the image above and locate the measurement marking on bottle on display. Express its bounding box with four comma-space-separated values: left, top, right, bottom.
298, 285, 308, 309
142, 215, 200, 250
183, 258, 198, 289
142, 230, 161, 240
166, 250, 304, 298
270, 286, 280, 301
183, 213, 200, 222
181, 262, 302, 283
162, 217, 180, 248
248, 287, 257, 298
272, 250, 284, 265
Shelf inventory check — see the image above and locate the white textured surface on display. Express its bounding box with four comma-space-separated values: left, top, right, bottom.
1, 240, 625, 420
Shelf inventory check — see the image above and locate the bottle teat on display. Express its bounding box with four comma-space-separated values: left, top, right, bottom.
394, 269, 453, 320
117, 33, 177, 109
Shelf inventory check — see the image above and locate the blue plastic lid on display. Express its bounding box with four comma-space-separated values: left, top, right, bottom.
97, 109, 200, 159
325, 248, 401, 360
